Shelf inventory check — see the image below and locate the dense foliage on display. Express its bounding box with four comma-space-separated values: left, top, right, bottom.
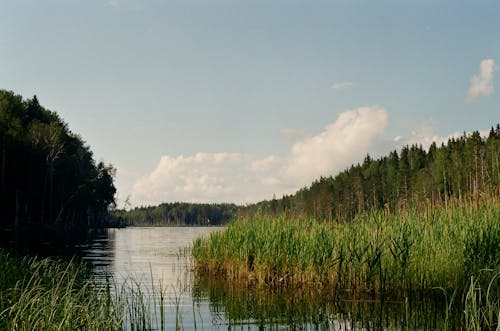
0, 90, 116, 227
115, 202, 239, 226
241, 127, 500, 221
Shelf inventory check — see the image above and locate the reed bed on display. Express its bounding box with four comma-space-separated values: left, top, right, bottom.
192, 199, 500, 294
193, 199, 500, 328
0, 252, 121, 330
0, 250, 182, 330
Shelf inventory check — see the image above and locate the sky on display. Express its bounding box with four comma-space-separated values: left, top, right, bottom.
1, 0, 499, 207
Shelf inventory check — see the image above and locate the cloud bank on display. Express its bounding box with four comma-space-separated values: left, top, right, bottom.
467, 59, 495, 102
130, 107, 486, 206
131, 106, 391, 206
279, 107, 388, 185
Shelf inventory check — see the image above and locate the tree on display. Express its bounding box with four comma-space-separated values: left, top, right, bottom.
0, 90, 117, 227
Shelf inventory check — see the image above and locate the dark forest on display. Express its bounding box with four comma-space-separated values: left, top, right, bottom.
0, 90, 116, 227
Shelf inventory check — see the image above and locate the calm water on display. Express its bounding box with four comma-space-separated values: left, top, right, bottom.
2, 226, 455, 330
81, 226, 222, 330
78, 227, 453, 330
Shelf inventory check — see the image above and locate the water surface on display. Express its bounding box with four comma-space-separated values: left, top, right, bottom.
1, 226, 456, 330
80, 227, 453, 330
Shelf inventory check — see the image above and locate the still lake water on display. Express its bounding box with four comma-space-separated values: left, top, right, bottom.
1, 226, 455, 330
78, 227, 452, 330
81, 226, 223, 330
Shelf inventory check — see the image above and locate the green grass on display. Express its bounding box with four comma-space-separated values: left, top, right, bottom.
0, 251, 174, 330
0, 252, 122, 330
193, 199, 500, 328
462, 270, 500, 330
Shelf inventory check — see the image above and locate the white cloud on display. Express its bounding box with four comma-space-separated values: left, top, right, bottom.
278, 106, 388, 185
131, 153, 255, 205
392, 122, 491, 150
331, 82, 354, 91
467, 59, 495, 102
131, 106, 389, 206
392, 122, 461, 148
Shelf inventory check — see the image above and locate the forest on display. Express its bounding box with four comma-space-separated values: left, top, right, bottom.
0, 90, 116, 227
240, 126, 500, 221
114, 202, 239, 226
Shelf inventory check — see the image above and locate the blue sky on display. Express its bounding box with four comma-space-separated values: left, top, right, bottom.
1, 0, 499, 207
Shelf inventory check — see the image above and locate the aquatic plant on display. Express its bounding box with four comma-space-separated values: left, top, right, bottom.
193, 199, 500, 329
0, 251, 182, 330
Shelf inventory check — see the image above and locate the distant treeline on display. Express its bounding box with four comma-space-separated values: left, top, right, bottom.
240, 126, 500, 221
0, 90, 116, 227
114, 202, 239, 226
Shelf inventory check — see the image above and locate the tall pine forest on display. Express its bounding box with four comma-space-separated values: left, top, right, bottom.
241, 126, 500, 221
0, 90, 116, 227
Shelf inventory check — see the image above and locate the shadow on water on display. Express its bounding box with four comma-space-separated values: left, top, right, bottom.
192, 274, 461, 330
0, 225, 116, 286
0, 225, 113, 259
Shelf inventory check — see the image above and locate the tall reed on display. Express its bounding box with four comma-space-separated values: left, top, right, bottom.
193, 199, 500, 329
0, 251, 176, 330
0, 252, 123, 330
193, 199, 500, 294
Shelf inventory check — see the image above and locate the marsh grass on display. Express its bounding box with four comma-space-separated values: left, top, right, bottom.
463, 270, 500, 330
0, 250, 190, 330
193, 199, 499, 291
0, 252, 124, 330
193, 198, 500, 328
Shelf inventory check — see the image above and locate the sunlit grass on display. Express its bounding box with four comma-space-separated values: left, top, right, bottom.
0, 251, 187, 330
194, 199, 499, 291
193, 198, 500, 328
0, 252, 123, 330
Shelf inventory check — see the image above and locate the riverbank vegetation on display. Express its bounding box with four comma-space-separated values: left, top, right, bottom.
0, 249, 183, 330
194, 199, 499, 289
0, 89, 116, 227
0, 250, 125, 329
193, 198, 499, 329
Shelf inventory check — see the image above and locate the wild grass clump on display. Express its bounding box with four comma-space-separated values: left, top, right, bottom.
0, 251, 122, 330
192, 199, 500, 295
462, 270, 499, 330
0, 250, 178, 330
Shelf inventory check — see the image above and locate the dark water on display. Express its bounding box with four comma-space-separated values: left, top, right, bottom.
1, 226, 456, 330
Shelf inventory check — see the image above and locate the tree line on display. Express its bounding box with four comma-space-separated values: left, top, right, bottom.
114, 202, 239, 226
0, 90, 116, 227
240, 126, 500, 221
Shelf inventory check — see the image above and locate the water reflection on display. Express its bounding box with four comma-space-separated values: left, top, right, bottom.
192, 275, 457, 330
94, 227, 222, 330
0, 226, 110, 258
